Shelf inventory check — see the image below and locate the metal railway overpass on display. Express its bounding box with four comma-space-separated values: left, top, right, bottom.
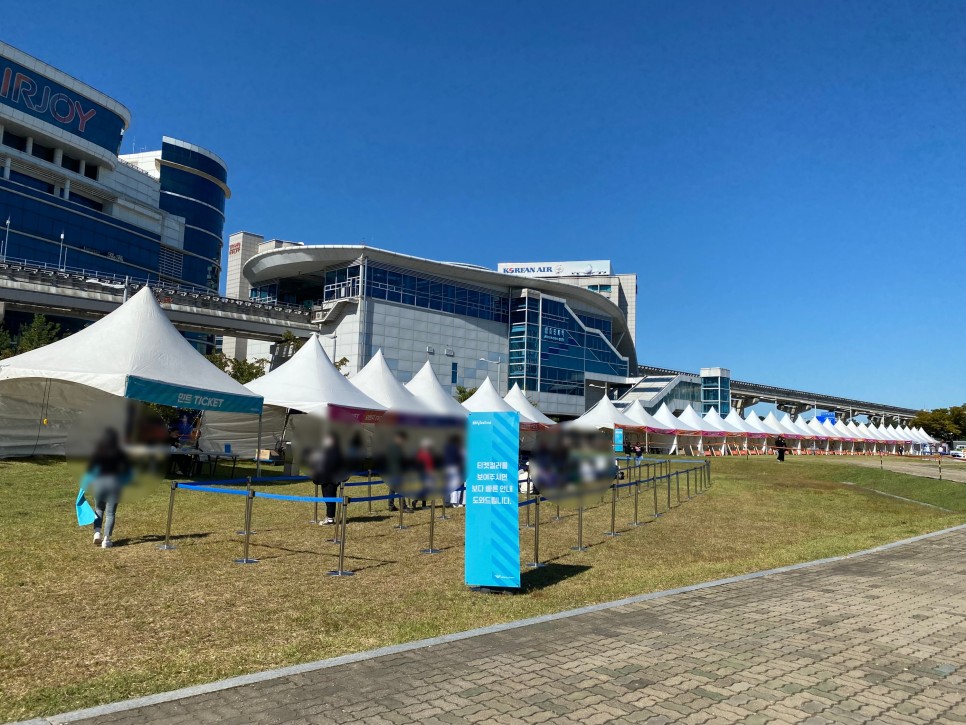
0, 262, 317, 343
638, 365, 921, 424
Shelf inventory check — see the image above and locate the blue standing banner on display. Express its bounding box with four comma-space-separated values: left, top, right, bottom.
614, 427, 624, 453
465, 411, 521, 589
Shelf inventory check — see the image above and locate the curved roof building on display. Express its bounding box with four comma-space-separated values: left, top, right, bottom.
229, 236, 637, 417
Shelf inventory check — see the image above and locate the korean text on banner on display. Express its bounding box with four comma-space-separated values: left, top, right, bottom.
465, 411, 521, 589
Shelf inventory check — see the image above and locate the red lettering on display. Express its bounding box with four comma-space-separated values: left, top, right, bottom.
0, 68, 11, 98
49, 94, 75, 124
73, 100, 96, 133
11, 73, 37, 108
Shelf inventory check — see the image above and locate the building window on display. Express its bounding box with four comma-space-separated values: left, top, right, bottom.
587, 284, 612, 293
31, 141, 55, 163
451, 362, 458, 385
61, 154, 81, 174
2, 130, 27, 152
68, 192, 104, 212
8, 170, 54, 195
83, 164, 98, 181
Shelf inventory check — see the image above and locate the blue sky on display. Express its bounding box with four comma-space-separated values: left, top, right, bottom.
5, 1, 964, 409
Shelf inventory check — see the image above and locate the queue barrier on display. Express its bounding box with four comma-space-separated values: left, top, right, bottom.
159, 460, 712, 576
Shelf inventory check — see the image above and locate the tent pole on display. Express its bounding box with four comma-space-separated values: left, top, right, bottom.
255, 412, 264, 478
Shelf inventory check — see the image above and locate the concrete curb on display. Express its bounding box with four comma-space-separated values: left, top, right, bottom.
19, 522, 966, 725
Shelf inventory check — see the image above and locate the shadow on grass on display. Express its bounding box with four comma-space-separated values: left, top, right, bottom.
520, 562, 592, 592
118, 532, 212, 546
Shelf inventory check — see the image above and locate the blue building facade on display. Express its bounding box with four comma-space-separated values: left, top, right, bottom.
0, 41, 228, 291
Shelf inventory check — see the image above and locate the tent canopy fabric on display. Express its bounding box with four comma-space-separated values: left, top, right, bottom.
654, 403, 699, 434
0, 288, 262, 414
503, 384, 555, 426
404, 361, 469, 418
249, 333, 384, 415
567, 396, 640, 431
764, 411, 800, 438
745, 411, 781, 436
625, 400, 677, 433
678, 405, 725, 435
461, 377, 518, 415
348, 349, 434, 416
705, 408, 746, 435
725, 409, 767, 437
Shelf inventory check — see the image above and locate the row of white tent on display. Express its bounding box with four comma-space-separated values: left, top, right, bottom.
566, 395, 938, 454
0, 287, 938, 460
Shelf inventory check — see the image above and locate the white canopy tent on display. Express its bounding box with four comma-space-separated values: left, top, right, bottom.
349, 349, 435, 417
462, 377, 519, 416
726, 409, 768, 438
704, 408, 745, 436
566, 395, 640, 431
405, 361, 469, 419
624, 400, 676, 433
503, 384, 555, 426
0, 288, 263, 459
201, 334, 385, 458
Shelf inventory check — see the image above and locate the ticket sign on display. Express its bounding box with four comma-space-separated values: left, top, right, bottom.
465, 411, 521, 589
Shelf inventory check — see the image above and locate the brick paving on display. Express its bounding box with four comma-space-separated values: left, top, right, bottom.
42, 528, 966, 725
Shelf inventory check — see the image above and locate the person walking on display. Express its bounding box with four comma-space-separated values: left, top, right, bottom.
775, 434, 787, 463
88, 428, 132, 548
413, 438, 437, 509
311, 433, 346, 525
443, 434, 465, 507
385, 430, 412, 513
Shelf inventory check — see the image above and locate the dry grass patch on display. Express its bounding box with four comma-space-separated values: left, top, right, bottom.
0, 455, 962, 720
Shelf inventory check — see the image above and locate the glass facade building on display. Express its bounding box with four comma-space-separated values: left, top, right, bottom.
0, 42, 228, 291
236, 244, 638, 417
700, 368, 732, 416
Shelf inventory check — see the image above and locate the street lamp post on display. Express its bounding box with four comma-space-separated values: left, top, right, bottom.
324, 333, 338, 363
479, 356, 502, 394
58, 231, 65, 270
2, 217, 9, 262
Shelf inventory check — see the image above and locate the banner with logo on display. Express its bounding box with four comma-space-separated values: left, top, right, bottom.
465, 411, 520, 589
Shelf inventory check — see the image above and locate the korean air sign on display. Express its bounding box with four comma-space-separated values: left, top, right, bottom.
0, 56, 126, 153
497, 260, 612, 278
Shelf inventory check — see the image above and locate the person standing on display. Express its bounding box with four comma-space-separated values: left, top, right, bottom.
88, 428, 132, 548
775, 434, 787, 463
443, 434, 465, 507
385, 431, 411, 513
311, 433, 345, 525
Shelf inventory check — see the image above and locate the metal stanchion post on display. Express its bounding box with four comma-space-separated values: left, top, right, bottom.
653, 475, 660, 518
234, 490, 258, 564
571, 502, 587, 551
524, 494, 533, 529
327, 483, 344, 544
554, 501, 562, 521
367, 469, 373, 514
605, 484, 619, 536
527, 496, 545, 568
395, 495, 408, 530
422, 499, 440, 554
939, 456, 943, 481
237, 478, 255, 535
707, 461, 712, 487
629, 478, 641, 527
676, 471, 681, 504
686, 468, 691, 499
667, 470, 672, 510
327, 495, 354, 576
158, 481, 178, 550
309, 482, 321, 524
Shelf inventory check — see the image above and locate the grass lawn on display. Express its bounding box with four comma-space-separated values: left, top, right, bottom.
1, 455, 963, 721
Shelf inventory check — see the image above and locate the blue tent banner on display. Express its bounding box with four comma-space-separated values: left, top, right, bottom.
614, 427, 624, 452
465, 411, 521, 589
124, 376, 263, 414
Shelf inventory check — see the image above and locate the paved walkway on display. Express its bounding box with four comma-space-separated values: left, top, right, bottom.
38, 527, 966, 725
848, 457, 966, 484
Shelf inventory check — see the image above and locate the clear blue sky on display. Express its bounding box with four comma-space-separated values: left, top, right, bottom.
6, 1, 964, 409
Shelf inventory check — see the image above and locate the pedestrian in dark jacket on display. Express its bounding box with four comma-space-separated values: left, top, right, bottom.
311, 433, 345, 524
775, 435, 787, 463
89, 428, 132, 548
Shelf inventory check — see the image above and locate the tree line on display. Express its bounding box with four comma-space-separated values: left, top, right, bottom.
910, 406, 966, 444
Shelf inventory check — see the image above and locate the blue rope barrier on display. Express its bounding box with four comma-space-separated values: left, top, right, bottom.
348, 493, 399, 503
253, 491, 342, 503
178, 484, 249, 496
518, 498, 537, 507
343, 479, 385, 488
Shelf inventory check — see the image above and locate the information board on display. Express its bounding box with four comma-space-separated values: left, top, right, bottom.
464, 411, 521, 589
614, 427, 624, 453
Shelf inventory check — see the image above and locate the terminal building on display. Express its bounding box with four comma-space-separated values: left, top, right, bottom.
0, 41, 229, 296
224, 233, 637, 417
